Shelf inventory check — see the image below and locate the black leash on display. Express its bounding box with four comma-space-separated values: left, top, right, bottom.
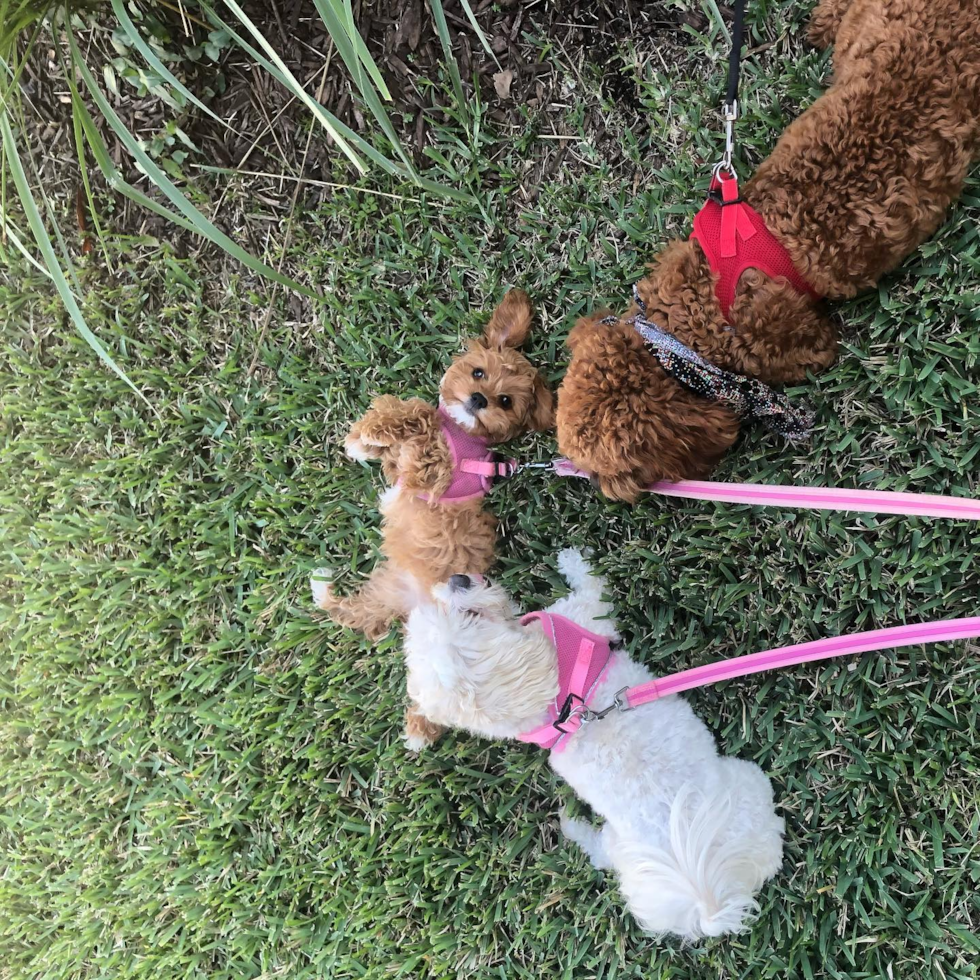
725, 0, 746, 109
717, 0, 746, 176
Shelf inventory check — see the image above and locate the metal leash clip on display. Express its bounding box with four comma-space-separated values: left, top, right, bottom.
713, 98, 739, 178
580, 687, 633, 724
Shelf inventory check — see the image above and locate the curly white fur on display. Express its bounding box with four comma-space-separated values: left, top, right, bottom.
404, 549, 784, 941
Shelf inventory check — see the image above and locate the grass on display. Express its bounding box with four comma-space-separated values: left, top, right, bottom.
2, 2, 980, 977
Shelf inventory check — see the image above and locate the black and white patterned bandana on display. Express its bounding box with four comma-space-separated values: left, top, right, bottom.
601, 285, 814, 440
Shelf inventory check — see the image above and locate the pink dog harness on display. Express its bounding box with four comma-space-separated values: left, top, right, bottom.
417, 407, 517, 504
516, 610, 980, 752
516, 612, 615, 752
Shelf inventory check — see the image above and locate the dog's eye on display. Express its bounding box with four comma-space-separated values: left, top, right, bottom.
472, 368, 484, 379
499, 395, 512, 409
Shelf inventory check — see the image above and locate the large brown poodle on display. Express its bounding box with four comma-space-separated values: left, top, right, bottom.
312, 289, 553, 746
558, 0, 980, 501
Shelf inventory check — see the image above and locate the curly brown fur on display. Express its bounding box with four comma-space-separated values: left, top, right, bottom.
315, 289, 553, 746
558, 0, 980, 501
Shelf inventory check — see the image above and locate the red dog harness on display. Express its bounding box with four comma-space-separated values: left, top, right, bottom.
415, 407, 516, 504
690, 170, 819, 320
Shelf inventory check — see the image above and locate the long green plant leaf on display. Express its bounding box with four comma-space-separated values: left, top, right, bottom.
200, 5, 473, 202
109, 0, 225, 125
70, 86, 206, 237
428, 0, 467, 119
458, 0, 500, 68
336, 0, 390, 100
1, 214, 54, 277
217, 0, 368, 175
701, 0, 731, 44
0, 14, 45, 112
310, 0, 416, 175
69, 85, 113, 271
0, 106, 146, 401
67, 30, 316, 298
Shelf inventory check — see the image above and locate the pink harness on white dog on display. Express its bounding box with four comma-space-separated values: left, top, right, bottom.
417, 408, 517, 504
517, 610, 980, 752
516, 611, 615, 752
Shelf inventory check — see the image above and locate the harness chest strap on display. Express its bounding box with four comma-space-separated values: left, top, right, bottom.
459, 458, 517, 479
516, 611, 615, 752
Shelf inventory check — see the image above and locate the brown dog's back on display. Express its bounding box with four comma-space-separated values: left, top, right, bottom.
751, 0, 980, 298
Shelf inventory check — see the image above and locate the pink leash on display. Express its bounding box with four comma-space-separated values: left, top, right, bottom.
506, 462, 980, 728
588, 617, 980, 719
550, 459, 980, 521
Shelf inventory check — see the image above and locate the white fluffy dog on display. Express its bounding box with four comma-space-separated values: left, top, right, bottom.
403, 549, 784, 941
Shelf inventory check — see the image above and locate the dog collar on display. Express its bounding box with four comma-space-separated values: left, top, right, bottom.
690, 169, 820, 320
415, 407, 517, 504
603, 287, 815, 440
516, 611, 615, 752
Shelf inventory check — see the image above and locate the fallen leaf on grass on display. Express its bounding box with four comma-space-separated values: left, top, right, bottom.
493, 70, 515, 99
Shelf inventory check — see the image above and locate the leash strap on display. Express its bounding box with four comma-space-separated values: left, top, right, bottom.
618, 617, 980, 711
715, 0, 746, 175
461, 457, 518, 479
726, 0, 745, 108
551, 459, 980, 521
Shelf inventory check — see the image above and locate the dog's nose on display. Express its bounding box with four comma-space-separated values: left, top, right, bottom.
449, 574, 472, 593
468, 392, 488, 411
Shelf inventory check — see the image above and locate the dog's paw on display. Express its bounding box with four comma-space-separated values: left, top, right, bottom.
345, 434, 375, 461
558, 807, 613, 871
403, 731, 431, 753
404, 709, 445, 751
558, 805, 580, 841
557, 547, 593, 587
310, 568, 333, 607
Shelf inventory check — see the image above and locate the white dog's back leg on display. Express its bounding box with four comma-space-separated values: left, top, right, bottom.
717, 757, 785, 888
559, 808, 614, 871
556, 548, 597, 592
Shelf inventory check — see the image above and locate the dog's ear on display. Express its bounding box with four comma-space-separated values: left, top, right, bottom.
565, 313, 608, 352
482, 289, 533, 349
526, 373, 555, 432
428, 644, 460, 692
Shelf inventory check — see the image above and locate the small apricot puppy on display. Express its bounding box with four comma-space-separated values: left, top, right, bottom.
557, 0, 980, 501
312, 289, 553, 746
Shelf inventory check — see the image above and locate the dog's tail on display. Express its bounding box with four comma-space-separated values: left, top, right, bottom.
310, 563, 412, 641
613, 786, 778, 941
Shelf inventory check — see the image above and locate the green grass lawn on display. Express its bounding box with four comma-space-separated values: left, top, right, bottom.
3, 2, 980, 977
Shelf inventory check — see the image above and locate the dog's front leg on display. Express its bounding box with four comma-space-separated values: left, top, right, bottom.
560, 808, 614, 871
403, 701, 445, 751
552, 548, 621, 642
346, 395, 436, 459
